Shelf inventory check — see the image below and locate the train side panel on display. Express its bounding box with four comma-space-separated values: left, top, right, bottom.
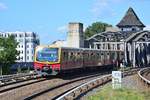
83, 50, 109, 67
83, 50, 121, 68
60, 48, 83, 71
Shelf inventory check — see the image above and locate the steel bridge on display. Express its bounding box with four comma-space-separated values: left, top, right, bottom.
92, 30, 150, 68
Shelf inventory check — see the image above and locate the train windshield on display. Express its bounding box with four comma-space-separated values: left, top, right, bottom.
36, 47, 59, 62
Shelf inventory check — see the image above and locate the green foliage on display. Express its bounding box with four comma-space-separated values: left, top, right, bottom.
84, 22, 112, 39
0, 35, 19, 75
88, 85, 146, 100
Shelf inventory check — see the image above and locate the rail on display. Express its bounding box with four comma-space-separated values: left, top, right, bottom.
138, 67, 150, 86
0, 72, 37, 85
56, 69, 138, 100
56, 74, 111, 100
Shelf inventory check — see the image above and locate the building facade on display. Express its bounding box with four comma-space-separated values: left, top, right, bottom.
0, 31, 40, 68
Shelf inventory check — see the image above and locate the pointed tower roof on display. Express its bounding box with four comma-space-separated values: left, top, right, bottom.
117, 7, 145, 27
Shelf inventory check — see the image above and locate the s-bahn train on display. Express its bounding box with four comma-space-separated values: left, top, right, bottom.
34, 46, 123, 75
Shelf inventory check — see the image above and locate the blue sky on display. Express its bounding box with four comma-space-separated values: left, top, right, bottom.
0, 0, 150, 45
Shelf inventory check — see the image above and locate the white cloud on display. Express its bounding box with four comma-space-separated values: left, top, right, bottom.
90, 0, 122, 18
144, 25, 150, 30
57, 25, 68, 33
0, 2, 7, 10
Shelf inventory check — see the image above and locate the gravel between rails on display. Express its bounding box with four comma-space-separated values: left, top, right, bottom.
145, 73, 150, 80
0, 78, 65, 100
122, 74, 149, 91
29, 73, 106, 100
143, 69, 150, 81
0, 72, 102, 100
0, 70, 110, 100
0, 78, 46, 93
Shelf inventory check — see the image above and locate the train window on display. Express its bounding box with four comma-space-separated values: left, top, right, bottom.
67, 52, 69, 59
74, 52, 77, 61
86, 53, 89, 60
77, 52, 80, 56
68, 52, 71, 60
88, 53, 90, 59
70, 52, 74, 60
74, 52, 78, 61
77, 52, 80, 60
99, 56, 101, 60
97, 53, 100, 59
97, 53, 99, 56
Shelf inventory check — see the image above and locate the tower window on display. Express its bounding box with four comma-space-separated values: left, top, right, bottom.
132, 28, 135, 31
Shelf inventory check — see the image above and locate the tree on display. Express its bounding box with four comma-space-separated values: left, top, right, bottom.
0, 35, 19, 75
84, 22, 112, 39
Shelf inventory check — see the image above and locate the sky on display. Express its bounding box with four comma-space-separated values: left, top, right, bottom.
0, 0, 150, 45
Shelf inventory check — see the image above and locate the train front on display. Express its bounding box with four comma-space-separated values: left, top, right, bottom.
34, 46, 61, 75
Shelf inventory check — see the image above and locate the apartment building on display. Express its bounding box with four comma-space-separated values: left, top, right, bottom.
0, 31, 40, 64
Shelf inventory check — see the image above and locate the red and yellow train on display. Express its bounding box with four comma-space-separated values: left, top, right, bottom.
34, 46, 123, 75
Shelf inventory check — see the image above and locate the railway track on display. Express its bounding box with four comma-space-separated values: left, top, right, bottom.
0, 78, 46, 93
24, 72, 109, 100
0, 72, 37, 87
23, 69, 138, 100
55, 68, 138, 100
143, 68, 150, 81
0, 68, 141, 100
0, 70, 109, 100
138, 67, 150, 87
0, 72, 48, 94
0, 77, 63, 100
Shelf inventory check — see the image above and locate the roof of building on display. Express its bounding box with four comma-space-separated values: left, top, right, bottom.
69, 22, 83, 25
117, 7, 145, 27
